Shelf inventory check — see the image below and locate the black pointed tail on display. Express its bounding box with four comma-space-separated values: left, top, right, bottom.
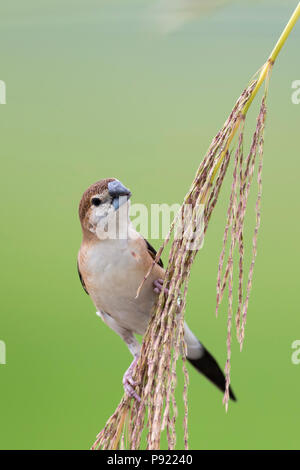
187, 347, 237, 401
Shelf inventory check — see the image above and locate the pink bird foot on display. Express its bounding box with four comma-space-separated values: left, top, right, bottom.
123, 356, 141, 402
153, 278, 169, 295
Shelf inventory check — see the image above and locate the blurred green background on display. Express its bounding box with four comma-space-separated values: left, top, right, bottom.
0, 0, 299, 450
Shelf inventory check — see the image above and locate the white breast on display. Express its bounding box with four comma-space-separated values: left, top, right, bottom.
84, 237, 157, 335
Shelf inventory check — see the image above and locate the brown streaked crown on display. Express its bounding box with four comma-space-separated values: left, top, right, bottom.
79, 178, 116, 224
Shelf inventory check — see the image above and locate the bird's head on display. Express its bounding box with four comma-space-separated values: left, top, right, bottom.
79, 178, 132, 238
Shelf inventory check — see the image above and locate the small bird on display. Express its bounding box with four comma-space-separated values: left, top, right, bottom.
77, 178, 236, 402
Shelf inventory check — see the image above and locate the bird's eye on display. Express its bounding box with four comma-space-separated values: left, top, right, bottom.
91, 197, 101, 207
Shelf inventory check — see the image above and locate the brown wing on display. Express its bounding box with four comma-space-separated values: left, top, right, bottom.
77, 261, 89, 295
144, 238, 164, 268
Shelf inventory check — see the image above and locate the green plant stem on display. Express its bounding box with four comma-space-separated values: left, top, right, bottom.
209, 2, 300, 187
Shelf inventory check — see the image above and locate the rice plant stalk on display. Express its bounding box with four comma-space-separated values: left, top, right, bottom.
92, 3, 300, 450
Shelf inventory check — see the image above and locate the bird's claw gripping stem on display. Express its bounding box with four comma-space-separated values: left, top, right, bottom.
123, 356, 141, 402
153, 278, 169, 295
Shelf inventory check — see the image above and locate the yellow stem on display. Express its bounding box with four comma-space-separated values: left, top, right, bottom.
243, 1, 300, 116
208, 2, 300, 189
